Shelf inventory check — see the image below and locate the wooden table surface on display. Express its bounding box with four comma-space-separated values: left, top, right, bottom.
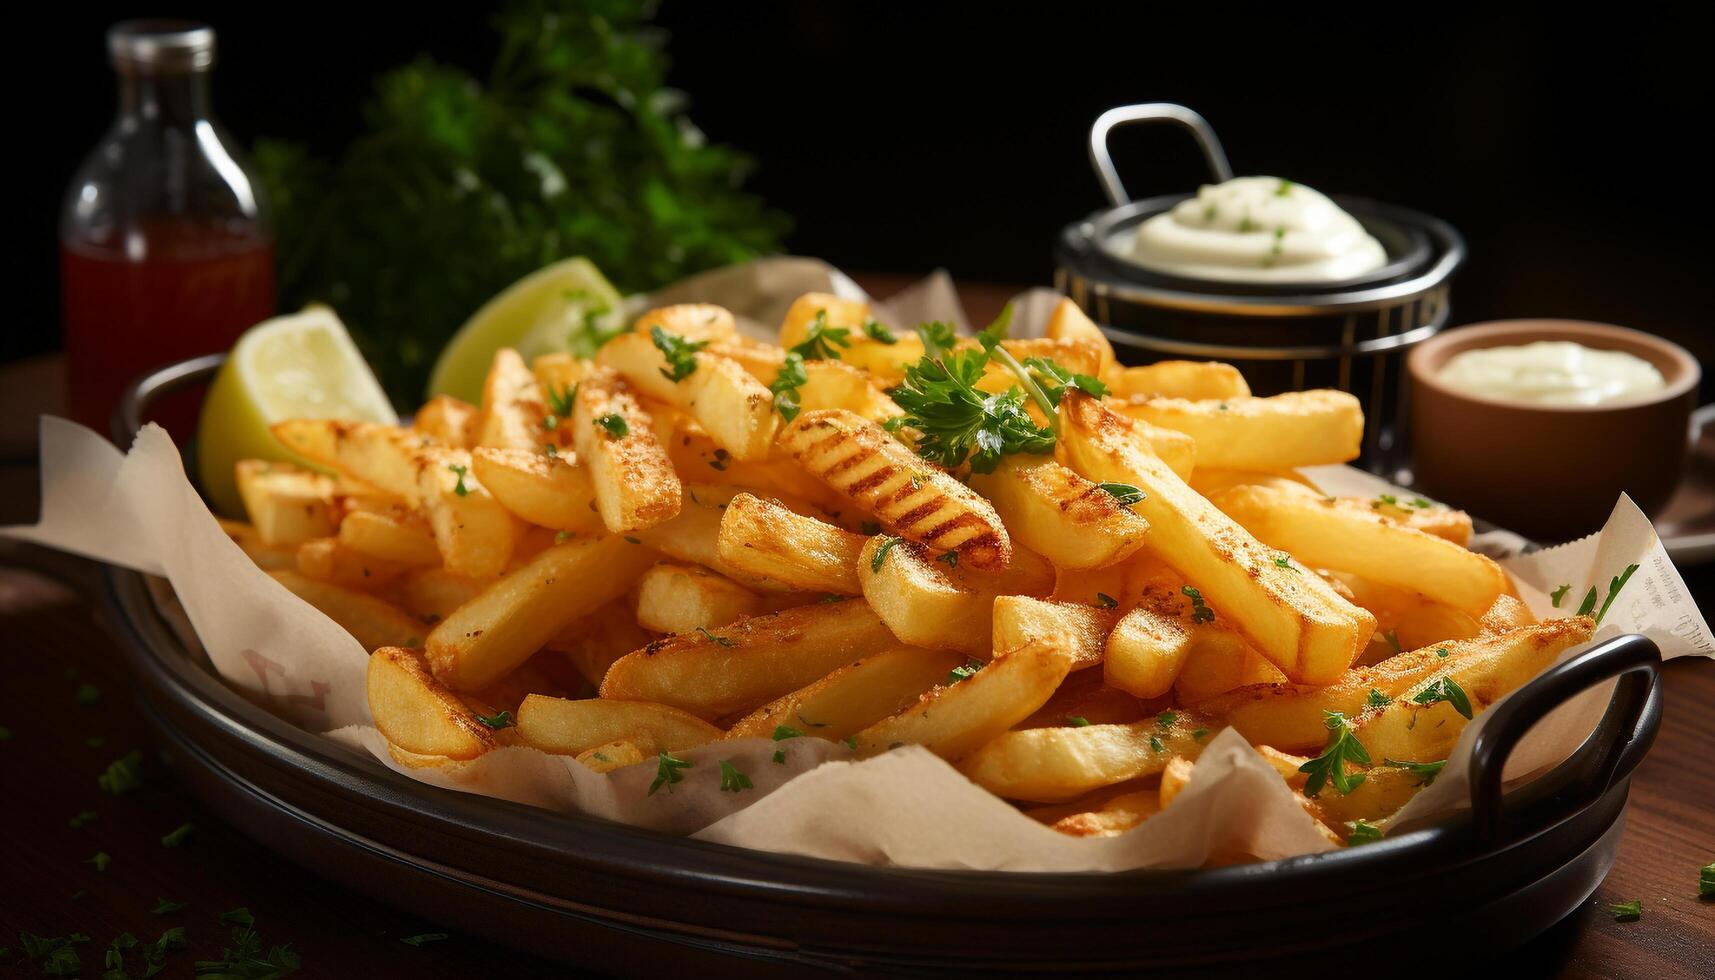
1, 278, 1710, 978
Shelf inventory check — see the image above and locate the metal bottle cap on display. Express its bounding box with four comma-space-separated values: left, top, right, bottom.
107, 20, 216, 73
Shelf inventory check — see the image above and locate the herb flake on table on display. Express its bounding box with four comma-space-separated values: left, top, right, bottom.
161, 823, 195, 848
400, 933, 449, 947
1608, 900, 1642, 921
1699, 862, 1714, 897
85, 851, 111, 872
98, 749, 145, 794
152, 898, 187, 915
74, 683, 101, 705
69, 810, 98, 828
195, 922, 294, 978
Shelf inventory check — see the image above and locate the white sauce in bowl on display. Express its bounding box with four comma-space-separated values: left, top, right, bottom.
1129, 176, 1387, 284
1437, 341, 1667, 406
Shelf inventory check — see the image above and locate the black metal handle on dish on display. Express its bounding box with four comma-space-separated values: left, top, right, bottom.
111, 352, 226, 446
1467, 633, 1661, 842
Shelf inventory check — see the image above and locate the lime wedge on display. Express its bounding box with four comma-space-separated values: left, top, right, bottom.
426, 257, 626, 404
197, 307, 397, 517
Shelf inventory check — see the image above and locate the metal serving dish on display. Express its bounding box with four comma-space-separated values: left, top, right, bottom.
104, 357, 1662, 973
1056, 103, 1467, 470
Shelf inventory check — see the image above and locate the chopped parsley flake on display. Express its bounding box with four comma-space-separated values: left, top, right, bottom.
1182, 585, 1215, 624
1608, 900, 1642, 922
447, 463, 469, 496
946, 660, 984, 685
1095, 592, 1118, 609
1067, 716, 1091, 728
400, 933, 449, 947
862, 319, 897, 344
160, 823, 195, 848
652, 325, 708, 382
769, 351, 808, 422
695, 627, 735, 647
1345, 819, 1384, 845
474, 710, 514, 730
648, 751, 693, 795
98, 750, 144, 795
1412, 676, 1473, 719
718, 760, 753, 792
1096, 482, 1146, 505
1385, 757, 1447, 787
1550, 584, 1571, 607
871, 536, 904, 572
594, 412, 629, 439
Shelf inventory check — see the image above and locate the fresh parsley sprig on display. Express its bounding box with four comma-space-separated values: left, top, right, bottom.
1298, 710, 1371, 797
652, 325, 708, 382
769, 351, 808, 422
862, 319, 896, 344
1021, 356, 1107, 407
649, 751, 693, 795
887, 333, 1055, 473
789, 310, 852, 361
1411, 676, 1473, 719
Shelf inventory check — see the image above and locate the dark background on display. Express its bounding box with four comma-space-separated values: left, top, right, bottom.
16, 3, 1713, 368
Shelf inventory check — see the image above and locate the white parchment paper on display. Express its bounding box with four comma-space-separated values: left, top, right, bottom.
7, 256, 1710, 871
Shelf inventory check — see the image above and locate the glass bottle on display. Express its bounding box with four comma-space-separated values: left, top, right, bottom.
59, 20, 274, 435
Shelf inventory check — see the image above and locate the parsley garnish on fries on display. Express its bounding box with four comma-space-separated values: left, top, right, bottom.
1299, 711, 1371, 797
651, 325, 708, 382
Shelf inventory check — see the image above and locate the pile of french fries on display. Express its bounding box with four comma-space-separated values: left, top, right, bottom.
218, 293, 1593, 850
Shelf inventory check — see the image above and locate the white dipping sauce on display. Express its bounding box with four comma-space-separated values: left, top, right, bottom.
1437, 341, 1666, 406
1129, 176, 1387, 283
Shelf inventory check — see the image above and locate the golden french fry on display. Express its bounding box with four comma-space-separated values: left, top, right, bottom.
600, 599, 897, 720
1104, 603, 1192, 699
1105, 361, 1251, 401
1114, 390, 1363, 470
577, 740, 648, 773
368, 646, 495, 760
572, 367, 682, 533
1336, 572, 1481, 655
426, 534, 655, 691
1171, 630, 1286, 700
270, 570, 426, 650
968, 456, 1150, 570
1158, 755, 1196, 809
780, 409, 1012, 570
1043, 298, 1115, 377
1018, 668, 1147, 729
1192, 618, 1595, 750
1059, 391, 1374, 684
661, 415, 843, 511
414, 394, 480, 448
296, 536, 410, 589
634, 303, 737, 344
717, 493, 867, 595
1214, 485, 1507, 617
514, 694, 722, 756
1050, 790, 1161, 838
779, 293, 874, 349
973, 339, 1106, 397
470, 447, 605, 534
851, 640, 1076, 762
1187, 467, 1319, 500
959, 708, 1212, 802
859, 538, 1054, 656
270, 419, 428, 501
1480, 594, 1535, 633
337, 508, 440, 566
532, 352, 594, 398
1367, 496, 1474, 546
390, 566, 485, 624
1305, 763, 1430, 825
545, 599, 657, 687
235, 460, 336, 546
598, 333, 777, 460
217, 518, 297, 571
477, 348, 552, 451
414, 446, 521, 578
725, 645, 965, 741
632, 561, 768, 634
991, 596, 1117, 670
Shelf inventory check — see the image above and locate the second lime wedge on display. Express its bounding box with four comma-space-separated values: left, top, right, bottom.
426, 257, 626, 404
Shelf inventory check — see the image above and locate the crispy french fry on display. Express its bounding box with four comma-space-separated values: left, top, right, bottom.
337, 507, 440, 566
632, 561, 768, 634
1336, 572, 1481, 656
852, 640, 1076, 762
1050, 790, 1161, 838
973, 339, 1107, 397
1214, 485, 1507, 617
959, 707, 1212, 802
1105, 361, 1251, 401
598, 333, 778, 460
1113, 390, 1363, 470
779, 293, 874, 349
426, 535, 655, 691
572, 367, 682, 533
415, 446, 522, 578
600, 599, 897, 720
577, 740, 648, 773
725, 645, 965, 741
546, 599, 657, 687
1369, 496, 1474, 546
717, 493, 867, 595
1104, 602, 1192, 699
1043, 298, 1116, 377
634, 303, 738, 344
1188, 467, 1320, 500
859, 538, 1054, 656
532, 352, 594, 397
270, 570, 426, 650
368, 646, 495, 759
1171, 629, 1286, 700
296, 536, 410, 589
414, 395, 480, 448
1059, 392, 1374, 684
778, 295, 924, 383
991, 596, 1117, 670
470, 447, 605, 534
661, 415, 843, 511
1158, 755, 1196, 809
967, 456, 1150, 570
477, 348, 552, 451
780, 409, 1012, 570
235, 460, 336, 546
390, 566, 485, 624
1305, 763, 1430, 825
514, 694, 722, 756
1191, 618, 1595, 750
270, 419, 429, 500
217, 518, 297, 570
1480, 594, 1535, 633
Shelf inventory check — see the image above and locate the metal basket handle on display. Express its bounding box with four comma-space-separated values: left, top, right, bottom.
1088, 103, 1233, 208
1467, 633, 1661, 843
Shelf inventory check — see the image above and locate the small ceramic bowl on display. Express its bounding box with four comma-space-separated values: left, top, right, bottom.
1408, 320, 1700, 543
